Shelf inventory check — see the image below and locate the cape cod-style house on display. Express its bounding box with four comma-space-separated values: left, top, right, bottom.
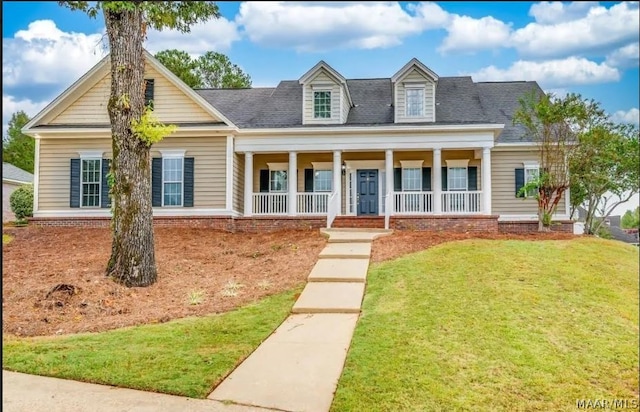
22, 51, 573, 232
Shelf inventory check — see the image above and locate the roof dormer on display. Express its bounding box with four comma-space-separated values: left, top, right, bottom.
392, 58, 438, 123
299, 61, 352, 125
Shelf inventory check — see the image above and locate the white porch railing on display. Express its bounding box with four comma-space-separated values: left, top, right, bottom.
393, 191, 433, 214
297, 193, 329, 215
441, 191, 482, 213
252, 193, 288, 215
326, 191, 339, 228
384, 190, 392, 229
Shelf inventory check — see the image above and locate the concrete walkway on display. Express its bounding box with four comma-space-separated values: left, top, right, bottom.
2, 370, 271, 412
209, 228, 390, 412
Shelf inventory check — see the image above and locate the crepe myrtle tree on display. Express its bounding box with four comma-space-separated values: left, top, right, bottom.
59, 1, 220, 286
514, 91, 608, 231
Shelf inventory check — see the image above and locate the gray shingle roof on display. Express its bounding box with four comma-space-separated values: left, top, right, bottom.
195, 76, 543, 142
3, 163, 33, 184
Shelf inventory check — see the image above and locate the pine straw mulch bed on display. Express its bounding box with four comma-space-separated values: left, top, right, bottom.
2, 226, 576, 337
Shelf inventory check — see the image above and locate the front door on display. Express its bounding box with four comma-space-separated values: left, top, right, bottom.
357, 169, 378, 215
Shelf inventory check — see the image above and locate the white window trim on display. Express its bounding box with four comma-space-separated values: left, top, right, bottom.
445, 159, 470, 168
161, 154, 185, 207
311, 162, 333, 169
447, 166, 468, 192
399, 160, 424, 168
523, 161, 540, 198
313, 89, 332, 119
80, 157, 102, 208
405, 86, 426, 118
267, 162, 289, 171
78, 150, 104, 158
266, 162, 289, 193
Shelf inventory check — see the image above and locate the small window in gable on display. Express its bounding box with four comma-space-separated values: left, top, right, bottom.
314, 91, 331, 119
144, 79, 155, 109
406, 87, 424, 117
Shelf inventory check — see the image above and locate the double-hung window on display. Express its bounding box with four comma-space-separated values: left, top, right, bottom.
313, 170, 332, 192
314, 91, 331, 119
402, 168, 421, 191
163, 157, 183, 206
270, 170, 288, 192
524, 163, 540, 198
81, 158, 101, 207
448, 167, 468, 191
405, 87, 424, 117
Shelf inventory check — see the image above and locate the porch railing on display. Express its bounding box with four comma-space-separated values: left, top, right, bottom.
297, 192, 330, 215
252, 193, 288, 215
441, 191, 482, 213
326, 191, 339, 228
393, 191, 433, 214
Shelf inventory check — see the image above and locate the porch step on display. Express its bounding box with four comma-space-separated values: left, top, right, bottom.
332, 216, 385, 229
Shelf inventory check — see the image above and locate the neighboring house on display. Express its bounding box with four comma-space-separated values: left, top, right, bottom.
605, 216, 640, 245
2, 163, 33, 222
21, 52, 572, 232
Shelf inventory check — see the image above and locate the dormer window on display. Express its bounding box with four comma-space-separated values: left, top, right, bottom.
406, 86, 425, 117
314, 90, 331, 119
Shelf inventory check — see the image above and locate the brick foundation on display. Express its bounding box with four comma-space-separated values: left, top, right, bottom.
29, 215, 573, 234
498, 220, 574, 234
392, 215, 499, 232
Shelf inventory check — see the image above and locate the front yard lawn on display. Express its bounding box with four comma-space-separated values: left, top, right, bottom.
2, 290, 297, 398
333, 237, 639, 411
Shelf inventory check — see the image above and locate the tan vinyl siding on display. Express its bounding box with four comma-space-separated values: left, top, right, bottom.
38, 138, 112, 210
395, 69, 435, 123
50, 64, 219, 125
341, 88, 350, 123
303, 70, 342, 125
38, 136, 227, 210
491, 150, 539, 214
233, 153, 244, 213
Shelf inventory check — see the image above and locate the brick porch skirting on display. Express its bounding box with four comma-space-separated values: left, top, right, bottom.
29, 216, 574, 234
498, 220, 574, 234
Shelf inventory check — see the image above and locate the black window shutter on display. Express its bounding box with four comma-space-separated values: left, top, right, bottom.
259, 170, 269, 192
101, 159, 111, 208
152, 157, 162, 206
441, 167, 448, 191
393, 168, 402, 191
70, 158, 80, 208
467, 166, 478, 191
144, 79, 155, 109
422, 167, 431, 191
515, 168, 525, 198
304, 169, 314, 192
183, 157, 194, 207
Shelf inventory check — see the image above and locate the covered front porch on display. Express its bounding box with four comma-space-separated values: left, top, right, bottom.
241, 148, 493, 228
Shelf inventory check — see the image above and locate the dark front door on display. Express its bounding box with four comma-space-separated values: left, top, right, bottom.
357, 169, 378, 215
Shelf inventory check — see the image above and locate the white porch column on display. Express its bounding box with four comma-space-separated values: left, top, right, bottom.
288, 151, 297, 216
482, 148, 492, 214
244, 152, 253, 217
433, 148, 442, 214
333, 150, 342, 215
385, 149, 393, 211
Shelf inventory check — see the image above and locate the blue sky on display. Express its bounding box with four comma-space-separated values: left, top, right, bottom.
3, 1, 639, 126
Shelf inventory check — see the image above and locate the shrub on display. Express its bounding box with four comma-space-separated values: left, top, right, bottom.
9, 184, 34, 221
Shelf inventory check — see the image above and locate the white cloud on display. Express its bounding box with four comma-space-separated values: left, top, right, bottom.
512, 2, 640, 58
528, 1, 594, 24
438, 14, 512, 53
610, 108, 640, 125
2, 20, 106, 88
2, 95, 49, 138
236, 1, 430, 52
469, 57, 620, 88
145, 16, 240, 56
605, 42, 640, 68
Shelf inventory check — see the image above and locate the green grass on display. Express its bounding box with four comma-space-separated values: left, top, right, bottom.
3, 290, 297, 398
332, 237, 639, 412
2, 233, 13, 244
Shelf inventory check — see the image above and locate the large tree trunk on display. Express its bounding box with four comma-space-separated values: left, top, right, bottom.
104, 7, 157, 287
